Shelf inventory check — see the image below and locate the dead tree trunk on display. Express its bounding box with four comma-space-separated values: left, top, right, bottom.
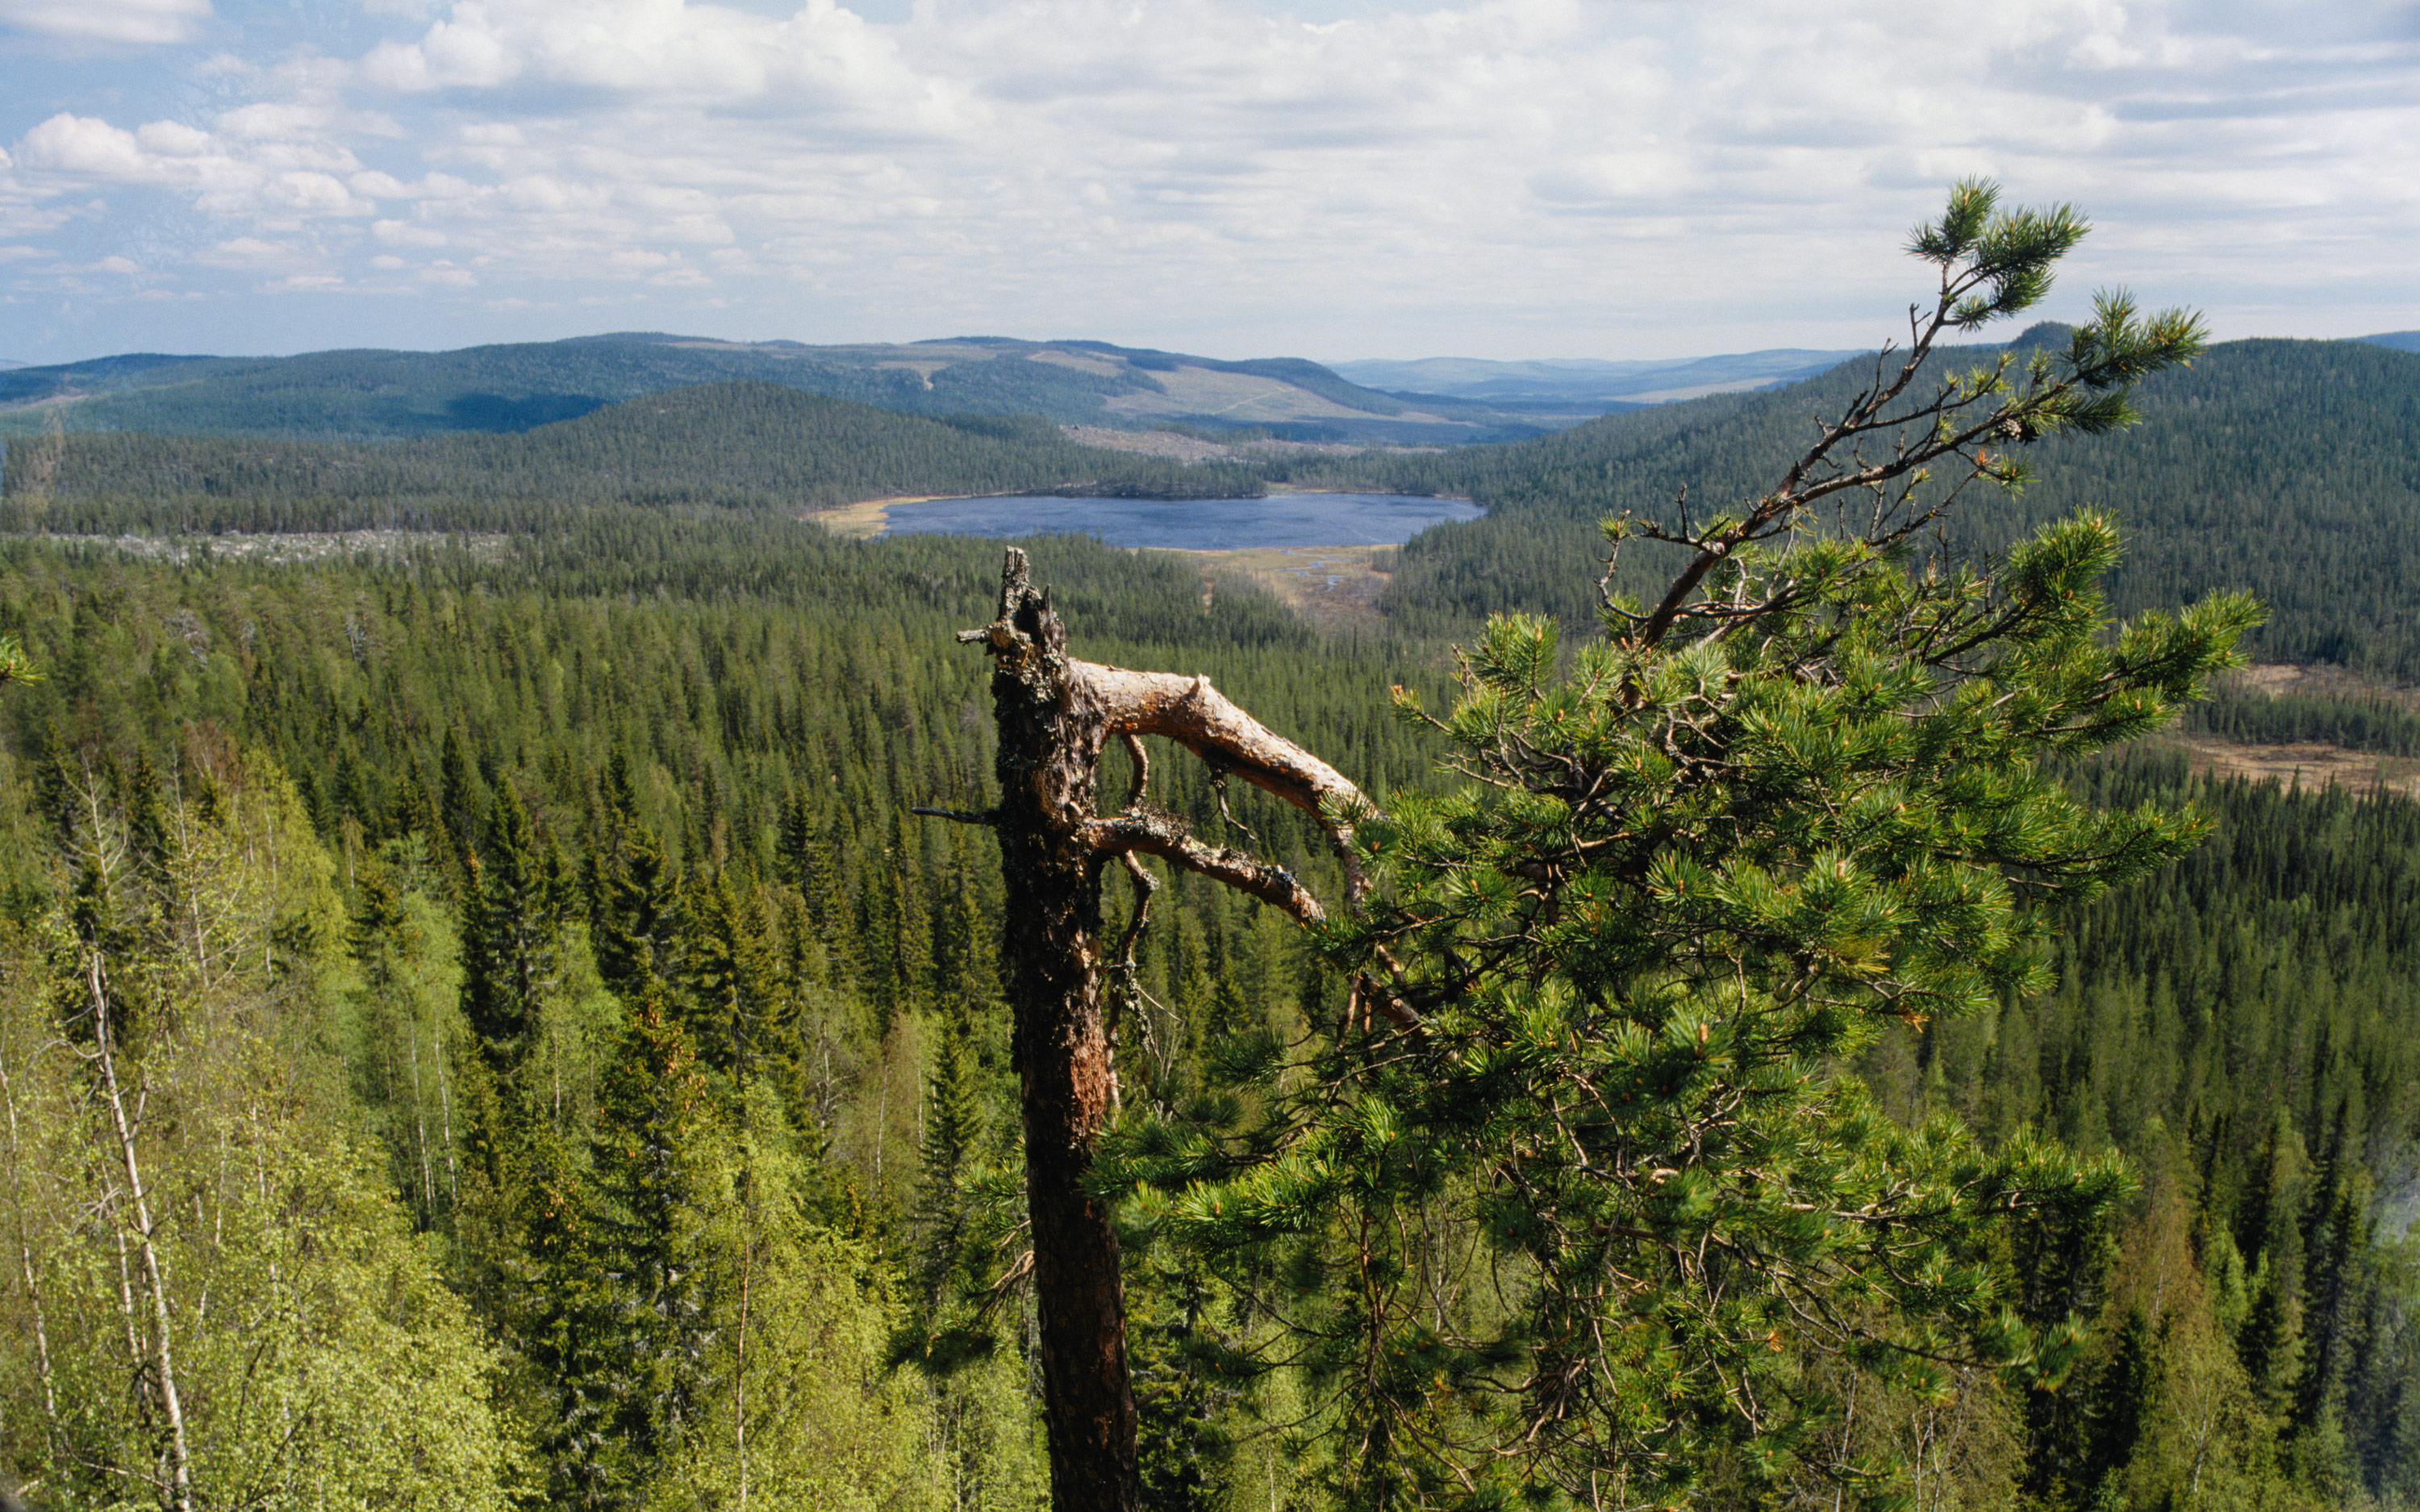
964, 552, 1135, 1511
934, 548, 1391, 1512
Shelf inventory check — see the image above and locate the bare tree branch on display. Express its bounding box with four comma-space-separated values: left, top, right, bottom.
1080, 809, 1327, 926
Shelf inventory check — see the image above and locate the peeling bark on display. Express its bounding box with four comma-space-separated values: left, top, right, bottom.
946, 548, 1374, 1511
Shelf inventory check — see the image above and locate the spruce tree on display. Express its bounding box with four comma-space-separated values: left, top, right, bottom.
439, 725, 485, 866
461, 784, 557, 1077
531, 990, 723, 1510
900, 1001, 993, 1360
593, 762, 683, 1005
588, 991, 722, 1498
683, 870, 777, 1084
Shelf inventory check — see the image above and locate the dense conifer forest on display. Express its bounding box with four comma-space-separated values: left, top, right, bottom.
0, 519, 1449, 1509
1, 504, 2414, 1508
1291, 334, 2420, 675
1, 297, 2418, 1507
0, 382, 1265, 534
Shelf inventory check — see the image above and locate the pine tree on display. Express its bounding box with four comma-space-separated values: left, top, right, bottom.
0, 631, 32, 686
1070, 181, 2254, 1509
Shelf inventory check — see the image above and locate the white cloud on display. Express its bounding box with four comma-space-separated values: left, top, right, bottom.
15, 110, 374, 222
0, 0, 208, 44
20, 115, 152, 178
353, 169, 474, 198
357, 0, 948, 119
2, 0, 2416, 354
216, 102, 335, 141
372, 215, 448, 244
137, 120, 215, 156
199, 235, 290, 264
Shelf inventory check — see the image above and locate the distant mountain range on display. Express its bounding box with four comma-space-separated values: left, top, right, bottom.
1304, 333, 2420, 676
6, 330, 2407, 452
0, 336, 1888, 451
0, 335, 1555, 448
1329, 349, 1866, 408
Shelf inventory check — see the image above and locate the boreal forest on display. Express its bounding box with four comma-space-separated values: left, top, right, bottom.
2, 189, 2418, 1512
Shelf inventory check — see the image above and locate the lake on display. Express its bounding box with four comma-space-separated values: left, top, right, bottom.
878, 490, 1482, 550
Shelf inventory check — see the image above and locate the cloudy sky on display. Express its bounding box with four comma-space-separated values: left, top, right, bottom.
2, 0, 2414, 364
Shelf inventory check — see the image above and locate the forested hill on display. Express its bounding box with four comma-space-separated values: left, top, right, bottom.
0, 381, 1266, 532
2, 511, 2417, 1508
0, 331, 1541, 446
1294, 334, 2420, 673
1329, 346, 1863, 410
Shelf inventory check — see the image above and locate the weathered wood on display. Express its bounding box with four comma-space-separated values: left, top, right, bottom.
971, 550, 1139, 1512
952, 548, 1383, 1510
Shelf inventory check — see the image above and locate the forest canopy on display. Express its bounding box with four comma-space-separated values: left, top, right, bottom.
0, 181, 2414, 1512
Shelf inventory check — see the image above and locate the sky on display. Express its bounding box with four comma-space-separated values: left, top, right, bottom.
1, 0, 2414, 365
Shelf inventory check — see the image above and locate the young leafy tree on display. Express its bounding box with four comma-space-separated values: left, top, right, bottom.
942, 180, 2254, 1510
4, 745, 511, 1512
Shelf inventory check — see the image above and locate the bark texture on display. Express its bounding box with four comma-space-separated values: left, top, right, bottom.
949, 548, 1375, 1512
974, 552, 1138, 1512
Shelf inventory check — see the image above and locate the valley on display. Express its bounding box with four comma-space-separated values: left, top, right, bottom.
2, 307, 2418, 1512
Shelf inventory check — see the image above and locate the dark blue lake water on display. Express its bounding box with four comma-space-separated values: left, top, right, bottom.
878, 491, 1482, 549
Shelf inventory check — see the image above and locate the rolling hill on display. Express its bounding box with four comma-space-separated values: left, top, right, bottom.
1291, 331, 2420, 675
1329, 348, 1866, 411
0, 381, 1268, 534
18, 329, 2419, 686
0, 333, 1554, 448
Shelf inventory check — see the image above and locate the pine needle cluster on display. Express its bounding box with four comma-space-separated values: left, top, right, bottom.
1100, 182, 2261, 1509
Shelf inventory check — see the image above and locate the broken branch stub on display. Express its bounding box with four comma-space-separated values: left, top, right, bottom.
962, 547, 1139, 1512
958, 548, 1375, 890
943, 547, 1399, 1510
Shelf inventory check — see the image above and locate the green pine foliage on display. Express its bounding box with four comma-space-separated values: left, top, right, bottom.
1287, 334, 2420, 675
1083, 185, 2410, 1511
2, 499, 2417, 1506
0, 186, 2417, 1510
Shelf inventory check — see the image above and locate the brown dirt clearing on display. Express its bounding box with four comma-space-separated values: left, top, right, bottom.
1150, 544, 1398, 635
